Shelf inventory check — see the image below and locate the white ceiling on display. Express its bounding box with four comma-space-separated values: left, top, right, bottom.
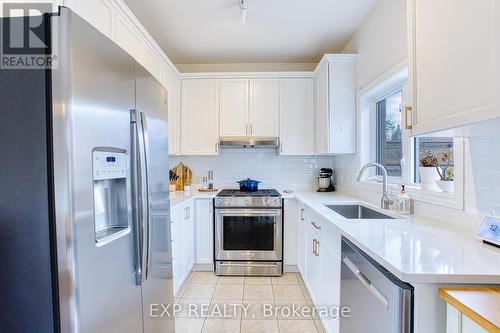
123, 0, 378, 64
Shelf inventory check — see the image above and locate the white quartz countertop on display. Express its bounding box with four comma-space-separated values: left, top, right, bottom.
169, 188, 500, 284
169, 189, 219, 208
288, 191, 500, 284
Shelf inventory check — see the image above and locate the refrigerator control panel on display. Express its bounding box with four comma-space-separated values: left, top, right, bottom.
93, 150, 127, 180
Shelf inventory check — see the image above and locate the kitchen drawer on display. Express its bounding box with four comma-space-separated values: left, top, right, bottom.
318, 218, 341, 258
305, 211, 322, 236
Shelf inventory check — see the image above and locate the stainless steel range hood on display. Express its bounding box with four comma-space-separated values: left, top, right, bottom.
219, 137, 280, 149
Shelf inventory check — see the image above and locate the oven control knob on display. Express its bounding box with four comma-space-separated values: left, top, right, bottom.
266, 198, 280, 206
216, 198, 230, 206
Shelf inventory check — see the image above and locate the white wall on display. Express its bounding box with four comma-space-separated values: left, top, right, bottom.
170, 151, 335, 191
342, 0, 407, 89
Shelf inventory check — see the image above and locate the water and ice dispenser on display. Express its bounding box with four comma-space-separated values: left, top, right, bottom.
92, 148, 129, 246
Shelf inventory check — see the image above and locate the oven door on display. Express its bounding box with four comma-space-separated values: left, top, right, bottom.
215, 209, 282, 261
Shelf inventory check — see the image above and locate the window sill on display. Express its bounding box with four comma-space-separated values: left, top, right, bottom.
356, 180, 463, 210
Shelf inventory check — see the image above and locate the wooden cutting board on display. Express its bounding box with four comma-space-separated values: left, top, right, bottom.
169, 163, 192, 191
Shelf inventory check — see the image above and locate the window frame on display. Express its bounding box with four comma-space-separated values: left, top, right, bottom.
356, 60, 464, 210
371, 86, 409, 184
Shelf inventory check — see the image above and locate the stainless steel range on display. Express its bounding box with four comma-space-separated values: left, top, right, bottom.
214, 189, 283, 276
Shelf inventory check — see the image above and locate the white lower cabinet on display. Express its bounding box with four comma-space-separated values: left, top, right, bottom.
317, 239, 341, 333
297, 202, 307, 273
171, 205, 184, 295
195, 199, 214, 265
304, 219, 321, 301
299, 204, 342, 333
171, 201, 194, 295
446, 305, 488, 333
172, 198, 214, 295
283, 199, 298, 268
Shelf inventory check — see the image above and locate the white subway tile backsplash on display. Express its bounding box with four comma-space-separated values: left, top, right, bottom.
170, 150, 335, 190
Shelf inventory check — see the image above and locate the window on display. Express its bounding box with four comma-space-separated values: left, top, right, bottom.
375, 91, 403, 177
372, 86, 455, 190
414, 137, 454, 183
358, 64, 463, 209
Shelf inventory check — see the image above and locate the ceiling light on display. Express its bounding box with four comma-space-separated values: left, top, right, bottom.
239, 0, 247, 24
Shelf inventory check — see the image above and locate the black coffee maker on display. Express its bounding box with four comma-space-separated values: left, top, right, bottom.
317, 168, 335, 192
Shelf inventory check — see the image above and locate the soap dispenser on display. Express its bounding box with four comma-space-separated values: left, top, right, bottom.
396, 185, 411, 215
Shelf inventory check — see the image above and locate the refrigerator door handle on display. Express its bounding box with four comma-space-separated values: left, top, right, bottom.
131, 110, 143, 285
130, 109, 152, 285
138, 111, 152, 283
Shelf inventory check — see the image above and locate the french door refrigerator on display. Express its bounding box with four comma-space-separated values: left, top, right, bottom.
0, 7, 174, 333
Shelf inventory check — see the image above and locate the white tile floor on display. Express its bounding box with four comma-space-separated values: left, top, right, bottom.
174, 272, 325, 333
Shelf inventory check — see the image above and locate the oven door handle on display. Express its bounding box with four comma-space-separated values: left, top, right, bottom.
217, 209, 282, 217
219, 262, 280, 267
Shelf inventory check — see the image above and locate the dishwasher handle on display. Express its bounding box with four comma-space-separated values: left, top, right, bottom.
343, 256, 389, 310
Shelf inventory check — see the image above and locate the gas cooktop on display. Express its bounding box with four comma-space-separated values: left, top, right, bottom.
217, 189, 281, 197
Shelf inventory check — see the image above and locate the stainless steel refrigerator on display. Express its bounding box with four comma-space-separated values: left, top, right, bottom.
0, 7, 174, 333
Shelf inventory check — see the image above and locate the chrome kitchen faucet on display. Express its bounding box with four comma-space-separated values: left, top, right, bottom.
356, 163, 393, 210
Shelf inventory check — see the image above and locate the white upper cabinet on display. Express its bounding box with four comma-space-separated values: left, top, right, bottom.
163, 64, 180, 155
279, 79, 315, 155
219, 79, 249, 137
64, 0, 113, 37
315, 55, 357, 155
408, 0, 499, 135
181, 79, 220, 155
315, 63, 329, 154
249, 79, 279, 137
218, 78, 279, 137
66, 0, 168, 85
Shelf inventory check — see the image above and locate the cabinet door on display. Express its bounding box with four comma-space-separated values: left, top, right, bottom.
181, 79, 219, 155
318, 242, 341, 333
195, 199, 214, 265
171, 206, 185, 295
219, 79, 249, 137
283, 199, 298, 267
304, 218, 320, 302
279, 79, 315, 155
411, 0, 499, 135
249, 79, 279, 137
65, 0, 113, 38
183, 203, 194, 273
113, 12, 143, 62
315, 62, 329, 154
328, 59, 356, 154
297, 202, 307, 273
163, 64, 180, 155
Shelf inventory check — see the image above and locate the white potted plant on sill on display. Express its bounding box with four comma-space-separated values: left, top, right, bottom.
435, 153, 454, 193
419, 151, 440, 190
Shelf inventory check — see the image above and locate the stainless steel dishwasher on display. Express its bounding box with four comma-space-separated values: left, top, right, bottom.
340, 237, 414, 333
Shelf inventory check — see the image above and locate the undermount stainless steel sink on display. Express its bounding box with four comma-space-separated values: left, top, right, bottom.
326, 204, 394, 219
